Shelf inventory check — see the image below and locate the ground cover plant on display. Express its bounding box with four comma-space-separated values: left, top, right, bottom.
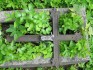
60, 39, 89, 58
0, 39, 53, 64
6, 4, 52, 40
59, 9, 83, 34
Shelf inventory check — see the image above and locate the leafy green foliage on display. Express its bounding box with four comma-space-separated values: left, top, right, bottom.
60, 39, 89, 58
59, 9, 83, 34
6, 25, 26, 40
6, 4, 51, 40
0, 0, 67, 10
0, 0, 31, 10
0, 41, 53, 64
67, 65, 77, 70
0, 0, 92, 10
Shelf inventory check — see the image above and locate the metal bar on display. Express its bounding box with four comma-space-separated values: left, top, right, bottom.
22, 64, 53, 68
6, 35, 40, 42
52, 9, 58, 36
0, 58, 53, 68
6, 35, 55, 42
52, 40, 59, 67
52, 9, 59, 67
58, 35, 76, 41
59, 57, 89, 65
57, 33, 82, 41
0, 64, 53, 68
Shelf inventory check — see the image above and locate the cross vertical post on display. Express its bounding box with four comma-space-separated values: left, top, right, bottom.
52, 9, 59, 67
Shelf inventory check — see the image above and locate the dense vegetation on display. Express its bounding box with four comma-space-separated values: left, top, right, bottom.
0, 0, 93, 70
60, 39, 89, 58
6, 4, 52, 40
59, 9, 83, 34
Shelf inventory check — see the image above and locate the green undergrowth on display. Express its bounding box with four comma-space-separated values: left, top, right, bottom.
60, 39, 90, 58
0, 40, 53, 64
59, 9, 83, 34
6, 4, 52, 40
0, 0, 91, 11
